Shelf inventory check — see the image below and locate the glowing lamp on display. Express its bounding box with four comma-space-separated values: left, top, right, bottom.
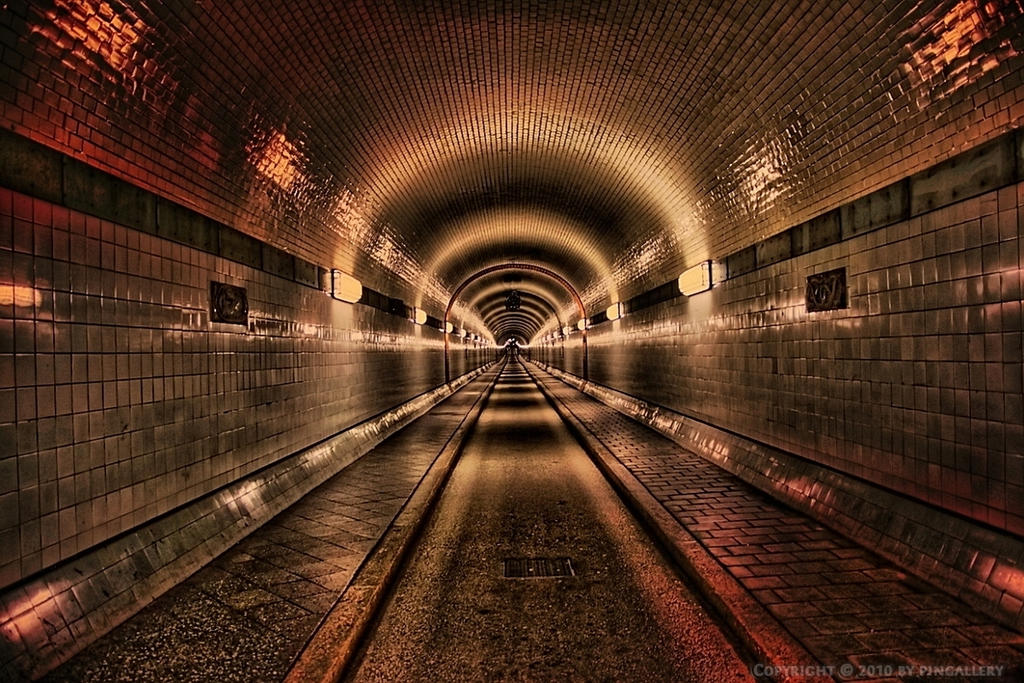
576, 318, 587, 331
678, 260, 712, 296
1, 285, 40, 308
606, 302, 623, 321
445, 321, 454, 334
331, 270, 362, 303
413, 308, 428, 325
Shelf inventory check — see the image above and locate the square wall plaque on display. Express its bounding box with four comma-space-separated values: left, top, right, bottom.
210, 281, 248, 325
806, 267, 847, 312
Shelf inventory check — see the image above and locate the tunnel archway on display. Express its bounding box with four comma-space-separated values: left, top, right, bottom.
463, 279, 568, 342
444, 263, 588, 383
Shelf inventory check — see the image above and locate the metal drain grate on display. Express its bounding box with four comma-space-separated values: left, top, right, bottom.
503, 557, 576, 578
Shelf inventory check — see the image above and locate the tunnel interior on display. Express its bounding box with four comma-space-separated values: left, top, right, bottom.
1, 0, 1024, 678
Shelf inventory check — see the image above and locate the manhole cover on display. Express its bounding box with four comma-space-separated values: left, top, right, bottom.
503, 557, 575, 578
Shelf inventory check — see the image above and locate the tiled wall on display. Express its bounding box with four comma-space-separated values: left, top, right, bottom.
3, 2, 1024, 311
0, 187, 491, 589
537, 181, 1024, 537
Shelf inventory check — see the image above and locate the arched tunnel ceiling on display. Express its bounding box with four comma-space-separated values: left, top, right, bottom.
4, 1, 1024, 341
456, 270, 581, 341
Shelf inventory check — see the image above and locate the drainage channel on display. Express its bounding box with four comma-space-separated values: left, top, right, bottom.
502, 557, 576, 579
342, 360, 754, 682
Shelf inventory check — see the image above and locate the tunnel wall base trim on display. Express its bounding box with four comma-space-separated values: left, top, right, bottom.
0, 364, 494, 681
532, 361, 1024, 634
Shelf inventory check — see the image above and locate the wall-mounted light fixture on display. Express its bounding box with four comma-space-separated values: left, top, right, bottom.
678, 260, 712, 296
331, 270, 362, 303
413, 307, 428, 325
576, 318, 588, 331
445, 321, 454, 334
562, 325, 573, 336
606, 302, 623, 320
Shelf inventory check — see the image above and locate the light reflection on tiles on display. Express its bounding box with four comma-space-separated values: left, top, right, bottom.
536, 183, 1023, 538
0, 188, 492, 589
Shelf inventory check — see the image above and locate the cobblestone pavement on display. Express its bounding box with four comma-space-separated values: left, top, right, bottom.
44, 368, 498, 683
533, 369, 1024, 682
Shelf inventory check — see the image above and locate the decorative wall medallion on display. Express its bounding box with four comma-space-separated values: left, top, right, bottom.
210, 281, 248, 324
806, 267, 847, 312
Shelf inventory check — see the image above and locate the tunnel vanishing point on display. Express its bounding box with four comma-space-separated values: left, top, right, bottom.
3, 1, 1024, 681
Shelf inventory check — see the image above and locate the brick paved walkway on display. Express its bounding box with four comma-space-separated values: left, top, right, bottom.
44, 367, 498, 683
533, 369, 1024, 682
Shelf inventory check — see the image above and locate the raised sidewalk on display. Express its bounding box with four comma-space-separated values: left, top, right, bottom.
530, 363, 1024, 682
41, 365, 500, 682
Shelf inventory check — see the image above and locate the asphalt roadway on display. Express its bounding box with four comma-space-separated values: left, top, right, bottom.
346, 361, 754, 682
